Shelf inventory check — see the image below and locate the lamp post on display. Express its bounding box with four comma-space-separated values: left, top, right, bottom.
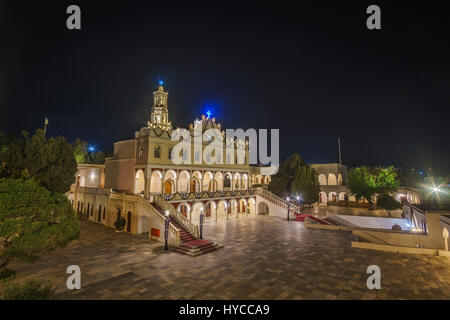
286, 197, 290, 221
200, 207, 204, 239
164, 209, 170, 250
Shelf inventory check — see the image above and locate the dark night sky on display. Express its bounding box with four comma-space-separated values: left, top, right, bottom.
1, 1, 449, 174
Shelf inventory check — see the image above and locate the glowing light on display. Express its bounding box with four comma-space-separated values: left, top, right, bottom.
165, 210, 170, 217
88, 145, 96, 152
206, 110, 212, 118
158, 79, 164, 86
433, 187, 440, 192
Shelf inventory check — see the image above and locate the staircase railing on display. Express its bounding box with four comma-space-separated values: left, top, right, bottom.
256, 189, 301, 213
153, 194, 200, 238
136, 195, 181, 245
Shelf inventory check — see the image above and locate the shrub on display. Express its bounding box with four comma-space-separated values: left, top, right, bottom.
114, 216, 127, 231
1, 279, 55, 300
0, 269, 16, 281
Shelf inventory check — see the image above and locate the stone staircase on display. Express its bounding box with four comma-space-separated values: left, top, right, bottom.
169, 218, 196, 243
151, 202, 223, 256
177, 239, 224, 257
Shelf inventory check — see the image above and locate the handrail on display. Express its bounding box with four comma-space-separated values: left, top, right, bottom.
153, 194, 200, 238
136, 195, 181, 245
256, 189, 301, 213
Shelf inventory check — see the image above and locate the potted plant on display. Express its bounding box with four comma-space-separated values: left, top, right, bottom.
114, 216, 126, 232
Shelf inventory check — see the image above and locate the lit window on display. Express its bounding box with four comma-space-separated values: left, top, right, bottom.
154, 145, 161, 158
139, 148, 144, 159
168, 148, 173, 159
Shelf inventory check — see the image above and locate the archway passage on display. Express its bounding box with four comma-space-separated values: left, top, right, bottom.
205, 202, 212, 217
178, 171, 190, 193
239, 200, 247, 213
318, 174, 327, 186
191, 178, 200, 193
150, 171, 162, 194
179, 203, 190, 218
164, 180, 173, 195
328, 174, 337, 185
319, 191, 327, 204
135, 169, 145, 194
258, 202, 269, 215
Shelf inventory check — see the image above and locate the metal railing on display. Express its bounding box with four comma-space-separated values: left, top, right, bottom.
256, 189, 301, 213
153, 194, 200, 238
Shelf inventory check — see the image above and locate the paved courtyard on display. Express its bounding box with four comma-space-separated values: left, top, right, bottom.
9, 215, 450, 300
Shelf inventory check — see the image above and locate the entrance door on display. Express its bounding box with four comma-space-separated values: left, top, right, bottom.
180, 205, 188, 218
164, 181, 172, 195
127, 211, 132, 232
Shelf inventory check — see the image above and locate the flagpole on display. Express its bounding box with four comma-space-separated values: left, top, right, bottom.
44, 117, 48, 140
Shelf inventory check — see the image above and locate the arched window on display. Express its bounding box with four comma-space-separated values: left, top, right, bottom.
168, 148, 173, 159
154, 145, 161, 158
139, 147, 144, 159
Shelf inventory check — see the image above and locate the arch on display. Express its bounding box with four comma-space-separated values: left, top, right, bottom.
191, 171, 202, 192
328, 192, 337, 202
255, 175, 263, 184
150, 170, 162, 193
328, 173, 337, 186
178, 170, 190, 193
163, 170, 177, 194
233, 172, 241, 190
318, 174, 327, 186
349, 194, 356, 202
164, 170, 177, 181
134, 169, 145, 194
319, 191, 327, 204
229, 199, 238, 214
214, 172, 224, 191
337, 173, 343, 186
258, 202, 269, 215
203, 171, 214, 192
177, 203, 191, 219
224, 172, 232, 190
191, 202, 205, 224
248, 198, 256, 214
238, 198, 247, 213
242, 174, 249, 190
217, 200, 228, 219
264, 176, 270, 184
338, 192, 346, 201
205, 201, 217, 218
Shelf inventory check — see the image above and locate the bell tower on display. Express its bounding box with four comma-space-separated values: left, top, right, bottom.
148, 81, 172, 131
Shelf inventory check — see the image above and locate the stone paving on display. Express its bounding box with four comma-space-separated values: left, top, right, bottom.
9, 215, 450, 300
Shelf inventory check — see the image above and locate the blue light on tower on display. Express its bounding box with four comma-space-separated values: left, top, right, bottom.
206, 110, 212, 118
158, 79, 164, 86
88, 145, 96, 153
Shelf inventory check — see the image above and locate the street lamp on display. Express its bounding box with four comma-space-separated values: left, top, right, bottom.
199, 207, 204, 239
286, 197, 290, 221
164, 210, 170, 250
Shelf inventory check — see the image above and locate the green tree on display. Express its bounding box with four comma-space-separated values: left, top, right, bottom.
0, 178, 80, 273
73, 139, 110, 165
347, 166, 378, 208
0, 130, 77, 194
268, 154, 319, 205
376, 166, 400, 193
73, 138, 88, 164
376, 192, 402, 216
348, 166, 400, 209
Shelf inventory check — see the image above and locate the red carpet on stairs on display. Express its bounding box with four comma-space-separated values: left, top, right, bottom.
151, 202, 223, 256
